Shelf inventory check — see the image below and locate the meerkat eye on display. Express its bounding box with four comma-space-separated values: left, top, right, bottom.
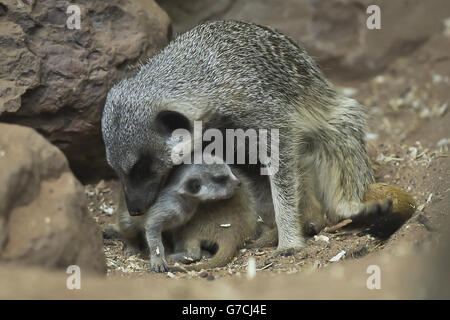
155, 110, 191, 135
130, 156, 152, 181
212, 175, 229, 184
186, 178, 201, 194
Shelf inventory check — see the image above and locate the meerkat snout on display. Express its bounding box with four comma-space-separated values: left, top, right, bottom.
212, 174, 240, 187
230, 172, 241, 187
233, 176, 241, 188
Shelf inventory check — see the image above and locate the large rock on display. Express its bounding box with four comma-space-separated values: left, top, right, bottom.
0, 123, 106, 274
157, 0, 450, 80
0, 0, 170, 180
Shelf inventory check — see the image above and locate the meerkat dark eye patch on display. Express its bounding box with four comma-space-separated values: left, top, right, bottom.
130, 156, 153, 182
186, 178, 201, 194
212, 175, 229, 184
155, 110, 191, 135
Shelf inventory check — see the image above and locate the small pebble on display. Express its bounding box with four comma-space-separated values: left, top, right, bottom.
329, 250, 346, 262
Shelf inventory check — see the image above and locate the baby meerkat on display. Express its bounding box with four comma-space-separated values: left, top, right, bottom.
108, 155, 257, 272
167, 168, 258, 271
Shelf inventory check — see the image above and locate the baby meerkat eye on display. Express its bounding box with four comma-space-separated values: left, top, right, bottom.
212, 175, 229, 184
186, 178, 201, 194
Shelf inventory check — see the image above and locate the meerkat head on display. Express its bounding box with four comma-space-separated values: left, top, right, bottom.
102, 79, 194, 216
177, 157, 241, 202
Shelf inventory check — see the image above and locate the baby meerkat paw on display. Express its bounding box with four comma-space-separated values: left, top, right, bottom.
168, 252, 202, 264
124, 245, 141, 257
151, 257, 169, 273
103, 225, 121, 240
269, 247, 301, 259
353, 199, 412, 239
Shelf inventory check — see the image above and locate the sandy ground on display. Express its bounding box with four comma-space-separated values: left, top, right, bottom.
1, 27, 448, 301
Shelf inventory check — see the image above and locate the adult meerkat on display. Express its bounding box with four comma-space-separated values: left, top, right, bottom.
102, 20, 415, 253
106, 156, 258, 272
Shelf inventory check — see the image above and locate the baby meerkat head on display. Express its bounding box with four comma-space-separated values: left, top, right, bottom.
178, 156, 241, 201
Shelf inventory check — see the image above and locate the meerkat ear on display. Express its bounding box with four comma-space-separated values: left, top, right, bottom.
155, 110, 191, 135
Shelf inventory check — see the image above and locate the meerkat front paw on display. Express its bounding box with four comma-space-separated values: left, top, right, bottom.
150, 256, 169, 273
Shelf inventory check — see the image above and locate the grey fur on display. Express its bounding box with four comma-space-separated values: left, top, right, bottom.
102, 20, 375, 251
115, 158, 240, 272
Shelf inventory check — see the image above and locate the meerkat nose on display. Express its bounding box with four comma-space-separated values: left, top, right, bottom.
129, 210, 144, 216
232, 177, 241, 188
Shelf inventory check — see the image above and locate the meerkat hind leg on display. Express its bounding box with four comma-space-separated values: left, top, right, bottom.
335, 197, 399, 238
355, 199, 410, 239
